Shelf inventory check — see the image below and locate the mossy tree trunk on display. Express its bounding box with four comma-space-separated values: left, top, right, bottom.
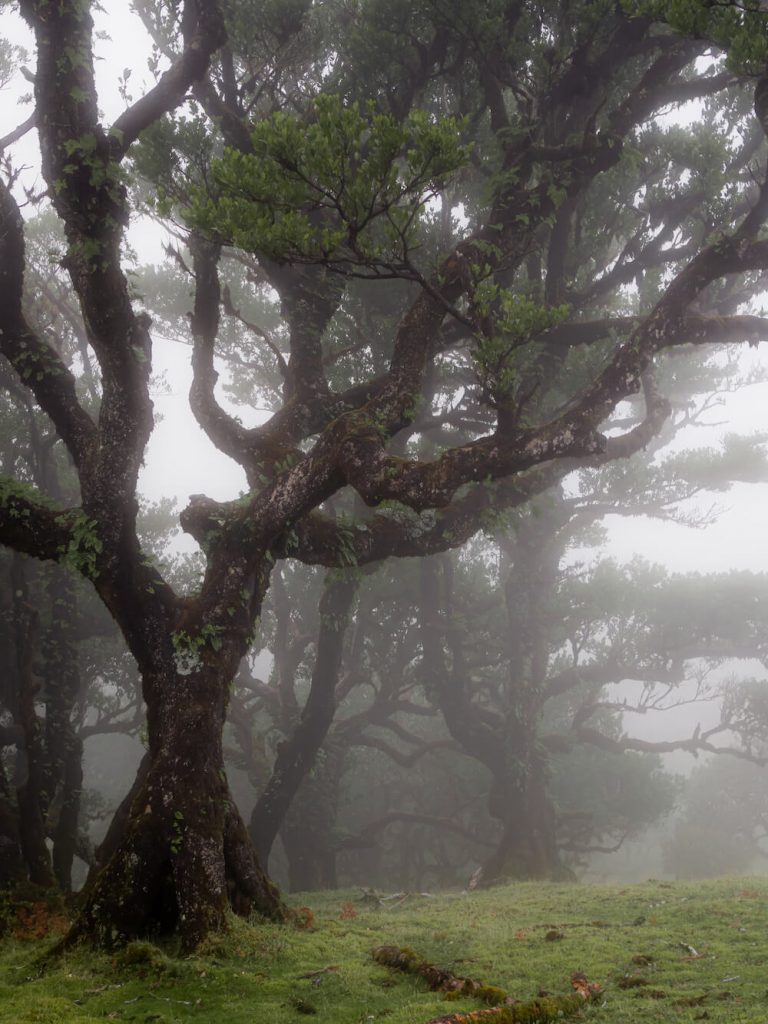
420, 534, 572, 886
281, 819, 339, 893
0, 554, 39, 890
50, 736, 84, 893
71, 660, 283, 950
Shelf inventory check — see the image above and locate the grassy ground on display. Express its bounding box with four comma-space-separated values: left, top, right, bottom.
1, 877, 767, 1023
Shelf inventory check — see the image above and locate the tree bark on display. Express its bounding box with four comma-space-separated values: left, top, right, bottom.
70, 664, 284, 951
421, 539, 573, 886
51, 732, 84, 892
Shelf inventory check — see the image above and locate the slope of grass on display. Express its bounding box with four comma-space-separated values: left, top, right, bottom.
1, 877, 767, 1023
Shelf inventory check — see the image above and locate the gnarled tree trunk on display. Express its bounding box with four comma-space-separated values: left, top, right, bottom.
70, 663, 284, 951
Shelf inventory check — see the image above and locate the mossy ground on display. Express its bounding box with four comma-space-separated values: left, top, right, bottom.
1, 877, 767, 1023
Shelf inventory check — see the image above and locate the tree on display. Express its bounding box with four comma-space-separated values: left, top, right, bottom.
420, 540, 768, 883
0, 209, 140, 893
663, 732, 768, 879
222, 340, 768, 892
3, 0, 768, 948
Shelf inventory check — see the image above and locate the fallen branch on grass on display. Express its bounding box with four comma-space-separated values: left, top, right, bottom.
371, 944, 602, 1024
372, 945, 506, 1002
359, 888, 436, 908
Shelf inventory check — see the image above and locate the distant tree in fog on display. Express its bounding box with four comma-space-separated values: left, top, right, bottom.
664, 740, 768, 878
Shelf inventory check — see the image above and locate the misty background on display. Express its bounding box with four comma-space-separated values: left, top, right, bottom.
3, 0, 768, 897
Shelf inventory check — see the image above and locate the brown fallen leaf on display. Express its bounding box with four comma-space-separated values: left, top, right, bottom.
291, 906, 315, 930
571, 971, 602, 999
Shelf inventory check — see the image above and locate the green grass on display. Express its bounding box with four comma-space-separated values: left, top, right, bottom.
2, 877, 768, 1023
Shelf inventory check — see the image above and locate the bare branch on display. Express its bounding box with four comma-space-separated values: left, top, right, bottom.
0, 110, 36, 152
109, 0, 226, 159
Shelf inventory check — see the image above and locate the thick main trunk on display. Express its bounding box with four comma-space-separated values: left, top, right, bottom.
483, 813, 568, 882
482, 763, 570, 883
15, 747, 55, 888
281, 827, 338, 892
69, 665, 284, 950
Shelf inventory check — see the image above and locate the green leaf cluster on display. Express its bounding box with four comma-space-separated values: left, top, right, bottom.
56, 511, 103, 579
171, 623, 225, 677
471, 288, 570, 398
0, 476, 56, 515
189, 95, 470, 266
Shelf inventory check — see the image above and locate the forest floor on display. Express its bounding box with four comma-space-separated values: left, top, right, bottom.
0, 876, 767, 1023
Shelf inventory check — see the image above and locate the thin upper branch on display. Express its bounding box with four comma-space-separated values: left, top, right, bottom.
0, 178, 97, 468
109, 0, 226, 159
0, 110, 36, 152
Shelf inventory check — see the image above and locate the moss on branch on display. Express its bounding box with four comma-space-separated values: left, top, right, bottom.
371, 944, 602, 1024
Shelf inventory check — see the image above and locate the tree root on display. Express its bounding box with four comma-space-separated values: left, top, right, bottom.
371, 944, 602, 1024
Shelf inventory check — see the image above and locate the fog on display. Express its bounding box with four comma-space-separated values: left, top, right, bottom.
3, 0, 768, 913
